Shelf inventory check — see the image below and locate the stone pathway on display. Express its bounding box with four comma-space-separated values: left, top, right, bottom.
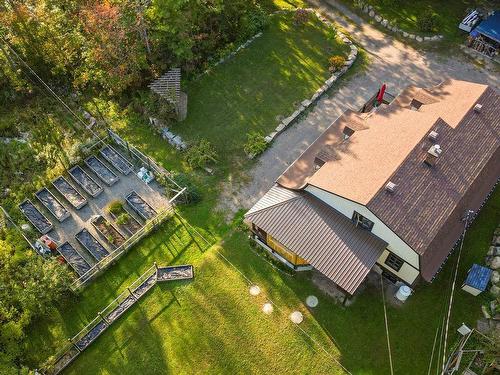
217, 0, 499, 216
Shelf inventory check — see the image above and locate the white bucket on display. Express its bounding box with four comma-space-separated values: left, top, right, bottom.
395, 285, 412, 302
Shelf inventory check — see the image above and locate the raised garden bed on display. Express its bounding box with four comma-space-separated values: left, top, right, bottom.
100, 145, 133, 175
108, 203, 142, 236
84, 156, 119, 186
75, 228, 109, 261
52, 176, 87, 209
91, 215, 126, 247
57, 242, 91, 277
19, 199, 53, 234
125, 191, 157, 220
157, 265, 194, 282
75, 320, 107, 351
69, 166, 103, 198
35, 187, 70, 222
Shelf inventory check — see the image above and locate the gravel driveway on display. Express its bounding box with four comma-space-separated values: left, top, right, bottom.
218, 0, 499, 216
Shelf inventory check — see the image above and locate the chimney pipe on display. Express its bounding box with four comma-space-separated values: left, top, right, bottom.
424, 144, 442, 166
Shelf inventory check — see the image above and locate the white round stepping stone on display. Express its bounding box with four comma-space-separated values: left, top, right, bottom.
306, 295, 319, 308
21, 223, 30, 231
262, 303, 274, 314
249, 285, 261, 296
290, 311, 304, 324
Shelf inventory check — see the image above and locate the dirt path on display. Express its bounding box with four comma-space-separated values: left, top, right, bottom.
218, 0, 499, 216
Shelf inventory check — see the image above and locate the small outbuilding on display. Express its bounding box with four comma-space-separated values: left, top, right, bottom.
461, 264, 492, 296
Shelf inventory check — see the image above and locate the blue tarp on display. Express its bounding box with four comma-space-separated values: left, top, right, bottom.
475, 11, 500, 43
464, 264, 492, 292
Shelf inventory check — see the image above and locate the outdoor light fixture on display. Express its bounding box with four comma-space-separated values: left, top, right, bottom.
262, 303, 273, 314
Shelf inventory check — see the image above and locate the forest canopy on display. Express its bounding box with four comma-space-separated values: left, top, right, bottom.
0, 0, 270, 97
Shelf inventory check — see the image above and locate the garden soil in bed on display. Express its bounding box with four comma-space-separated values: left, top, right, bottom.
57, 242, 91, 276
126, 191, 157, 220
85, 156, 119, 186
19, 200, 53, 234
100, 145, 133, 175
35, 188, 70, 222
75, 228, 109, 261
110, 207, 142, 236
52, 176, 87, 209
69, 166, 103, 197
157, 265, 194, 281
92, 215, 126, 247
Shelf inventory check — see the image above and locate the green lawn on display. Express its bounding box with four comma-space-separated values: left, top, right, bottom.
26, 215, 345, 374
168, 12, 348, 172
342, 0, 495, 42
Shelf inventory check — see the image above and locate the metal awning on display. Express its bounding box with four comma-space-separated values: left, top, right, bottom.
245, 186, 387, 294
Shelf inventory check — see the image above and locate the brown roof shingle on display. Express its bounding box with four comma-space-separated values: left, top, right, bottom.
367, 86, 500, 279
278, 80, 489, 204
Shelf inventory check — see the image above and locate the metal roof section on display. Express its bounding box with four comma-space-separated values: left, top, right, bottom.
246, 185, 302, 215
246, 191, 387, 294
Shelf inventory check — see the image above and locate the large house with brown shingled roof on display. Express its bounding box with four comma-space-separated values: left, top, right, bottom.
245, 79, 499, 295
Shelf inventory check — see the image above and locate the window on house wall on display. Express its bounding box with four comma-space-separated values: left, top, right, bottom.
352, 211, 374, 231
385, 253, 404, 272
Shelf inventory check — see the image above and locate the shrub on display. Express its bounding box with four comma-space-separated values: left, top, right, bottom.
241, 6, 269, 38
116, 213, 130, 225
328, 55, 346, 72
107, 200, 123, 215
184, 138, 218, 169
171, 172, 201, 204
416, 10, 439, 32
294, 9, 310, 26
244, 131, 267, 157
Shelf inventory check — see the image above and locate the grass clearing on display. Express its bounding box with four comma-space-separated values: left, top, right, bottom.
344, 0, 496, 42
168, 12, 348, 172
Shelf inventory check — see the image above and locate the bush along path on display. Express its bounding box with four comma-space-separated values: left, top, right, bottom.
252, 8, 358, 159
45, 264, 194, 375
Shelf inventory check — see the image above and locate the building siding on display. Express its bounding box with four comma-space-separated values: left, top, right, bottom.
305, 184, 420, 270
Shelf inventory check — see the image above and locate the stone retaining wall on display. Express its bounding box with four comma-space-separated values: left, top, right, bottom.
355, 1, 443, 42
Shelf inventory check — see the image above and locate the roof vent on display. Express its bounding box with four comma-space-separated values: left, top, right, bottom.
424, 144, 442, 166
410, 99, 423, 111
428, 130, 438, 141
343, 126, 355, 140
474, 103, 482, 112
385, 181, 397, 193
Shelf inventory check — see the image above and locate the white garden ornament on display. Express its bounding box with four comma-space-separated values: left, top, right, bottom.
249, 285, 261, 296
290, 311, 304, 324
262, 303, 274, 314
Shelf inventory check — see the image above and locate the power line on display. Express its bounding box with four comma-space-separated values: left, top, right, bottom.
380, 275, 394, 375
440, 210, 473, 374
0, 34, 106, 144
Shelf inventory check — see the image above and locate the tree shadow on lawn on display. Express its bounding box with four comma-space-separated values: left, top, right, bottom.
63, 291, 172, 375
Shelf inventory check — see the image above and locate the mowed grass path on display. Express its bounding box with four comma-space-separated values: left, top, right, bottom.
27, 216, 344, 374
171, 12, 348, 169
